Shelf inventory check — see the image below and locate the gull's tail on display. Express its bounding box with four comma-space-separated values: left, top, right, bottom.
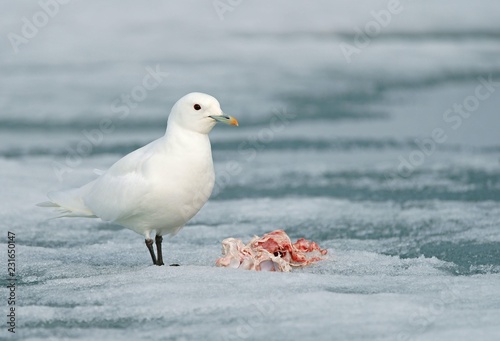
37, 181, 98, 219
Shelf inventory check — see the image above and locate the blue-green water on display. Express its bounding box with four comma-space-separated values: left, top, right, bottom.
1, 1, 500, 340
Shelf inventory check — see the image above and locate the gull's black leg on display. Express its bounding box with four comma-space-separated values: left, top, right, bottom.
145, 238, 157, 265
155, 235, 164, 266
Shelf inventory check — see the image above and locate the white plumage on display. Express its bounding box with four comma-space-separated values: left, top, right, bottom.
39, 92, 238, 265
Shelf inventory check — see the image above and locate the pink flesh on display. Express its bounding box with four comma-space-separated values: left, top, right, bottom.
216, 230, 328, 272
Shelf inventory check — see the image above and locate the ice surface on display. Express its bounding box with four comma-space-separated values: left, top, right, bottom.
1, 0, 500, 340
1, 155, 499, 340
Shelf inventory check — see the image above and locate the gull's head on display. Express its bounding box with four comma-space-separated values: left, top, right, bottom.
168, 92, 238, 134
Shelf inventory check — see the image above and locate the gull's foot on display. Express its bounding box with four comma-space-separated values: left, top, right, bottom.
155, 235, 164, 266
145, 238, 157, 265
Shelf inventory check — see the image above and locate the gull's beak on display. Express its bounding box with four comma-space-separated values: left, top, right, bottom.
209, 114, 239, 126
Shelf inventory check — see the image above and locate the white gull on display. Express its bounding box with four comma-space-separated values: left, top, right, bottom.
38, 92, 238, 265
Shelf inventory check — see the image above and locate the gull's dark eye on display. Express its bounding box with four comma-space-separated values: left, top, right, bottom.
194, 104, 201, 110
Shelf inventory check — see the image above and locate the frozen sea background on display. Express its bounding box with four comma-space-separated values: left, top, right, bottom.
1, 1, 500, 340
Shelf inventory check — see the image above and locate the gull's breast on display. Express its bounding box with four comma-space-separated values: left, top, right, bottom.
134, 148, 215, 231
